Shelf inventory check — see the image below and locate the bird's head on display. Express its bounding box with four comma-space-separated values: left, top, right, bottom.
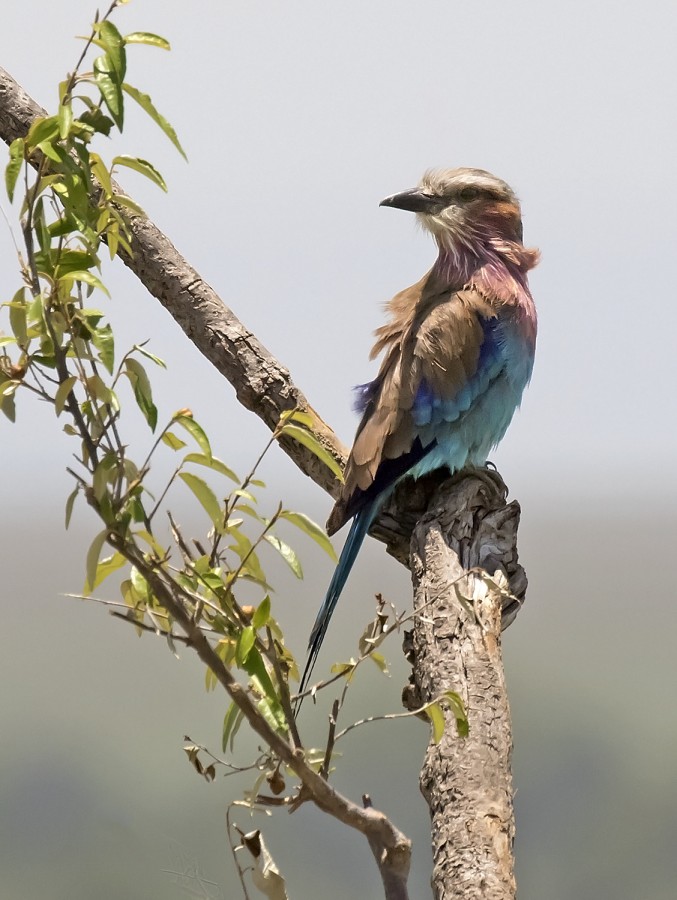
380, 167, 525, 253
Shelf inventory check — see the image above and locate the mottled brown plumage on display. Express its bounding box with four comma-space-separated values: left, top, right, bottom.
327, 280, 500, 534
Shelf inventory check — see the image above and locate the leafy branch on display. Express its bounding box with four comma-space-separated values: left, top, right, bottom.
0, 6, 446, 898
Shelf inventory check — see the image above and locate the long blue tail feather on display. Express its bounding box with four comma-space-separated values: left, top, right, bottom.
296, 499, 381, 711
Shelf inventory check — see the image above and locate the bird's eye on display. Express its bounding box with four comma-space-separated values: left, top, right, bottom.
459, 186, 480, 202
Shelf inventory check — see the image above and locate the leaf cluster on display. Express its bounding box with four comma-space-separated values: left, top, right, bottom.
0, 3, 338, 776
1, 10, 471, 883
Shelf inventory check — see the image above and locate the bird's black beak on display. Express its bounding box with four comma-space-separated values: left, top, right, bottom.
379, 188, 442, 214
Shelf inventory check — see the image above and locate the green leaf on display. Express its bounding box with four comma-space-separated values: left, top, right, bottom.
77, 307, 105, 325
237, 554, 271, 591
179, 472, 222, 529
227, 532, 272, 591
222, 700, 245, 753
84, 529, 108, 594
61, 270, 110, 297
52, 249, 98, 277
94, 55, 123, 130
444, 690, 469, 738
423, 692, 468, 741
134, 530, 167, 560
58, 101, 73, 139
244, 647, 281, 711
279, 510, 337, 562
369, 651, 389, 675
281, 408, 314, 428
54, 375, 78, 416
122, 82, 186, 158
173, 413, 212, 459
92, 551, 127, 590
233, 502, 261, 521
92, 453, 117, 501
0, 380, 19, 398
113, 193, 146, 217
425, 701, 446, 744
124, 31, 171, 50
86, 373, 117, 408
133, 343, 166, 368
26, 116, 59, 149
0, 390, 16, 422
161, 430, 186, 450
207, 639, 236, 690
112, 155, 167, 191
183, 452, 238, 482
264, 535, 303, 578
8, 299, 27, 345
252, 595, 271, 630
36, 139, 62, 163
90, 153, 113, 197
230, 488, 257, 504
48, 215, 78, 239
91, 323, 115, 374
125, 357, 157, 431
64, 485, 79, 529
236, 626, 256, 667
97, 20, 127, 83
277, 423, 344, 483
256, 693, 287, 735
5, 137, 24, 202
130, 567, 150, 603
330, 660, 356, 676
78, 107, 114, 137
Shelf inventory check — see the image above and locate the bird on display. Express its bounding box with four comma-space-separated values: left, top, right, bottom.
298, 167, 539, 704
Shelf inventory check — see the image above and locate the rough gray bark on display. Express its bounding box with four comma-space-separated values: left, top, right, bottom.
405, 471, 524, 900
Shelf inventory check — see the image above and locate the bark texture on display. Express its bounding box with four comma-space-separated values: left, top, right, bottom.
408, 471, 524, 900
0, 65, 347, 498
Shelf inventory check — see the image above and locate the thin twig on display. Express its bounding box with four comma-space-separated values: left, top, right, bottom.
320, 699, 340, 779
226, 805, 253, 900
265, 625, 302, 750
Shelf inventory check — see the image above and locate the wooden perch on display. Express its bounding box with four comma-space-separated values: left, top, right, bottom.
406, 471, 522, 900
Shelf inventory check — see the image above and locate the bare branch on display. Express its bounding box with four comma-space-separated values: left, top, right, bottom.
103, 530, 411, 897
409, 471, 523, 900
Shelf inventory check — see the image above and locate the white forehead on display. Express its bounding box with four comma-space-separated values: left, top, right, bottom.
420, 167, 514, 198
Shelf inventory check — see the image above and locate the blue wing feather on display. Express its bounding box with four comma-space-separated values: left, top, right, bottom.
298, 304, 534, 712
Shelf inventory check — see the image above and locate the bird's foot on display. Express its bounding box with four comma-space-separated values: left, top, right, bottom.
450, 464, 508, 500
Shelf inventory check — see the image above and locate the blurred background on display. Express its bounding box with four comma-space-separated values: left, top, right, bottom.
1, 2, 676, 898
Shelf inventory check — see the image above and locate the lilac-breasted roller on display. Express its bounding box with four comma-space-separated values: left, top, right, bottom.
300, 167, 539, 699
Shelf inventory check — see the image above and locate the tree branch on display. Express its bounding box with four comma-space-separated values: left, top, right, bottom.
107, 532, 411, 898
0, 67, 528, 613
407, 471, 522, 900
0, 65, 347, 497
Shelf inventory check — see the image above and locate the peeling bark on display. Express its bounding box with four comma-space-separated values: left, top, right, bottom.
408, 471, 523, 900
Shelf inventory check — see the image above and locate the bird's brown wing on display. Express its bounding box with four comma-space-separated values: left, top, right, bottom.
327, 286, 497, 535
